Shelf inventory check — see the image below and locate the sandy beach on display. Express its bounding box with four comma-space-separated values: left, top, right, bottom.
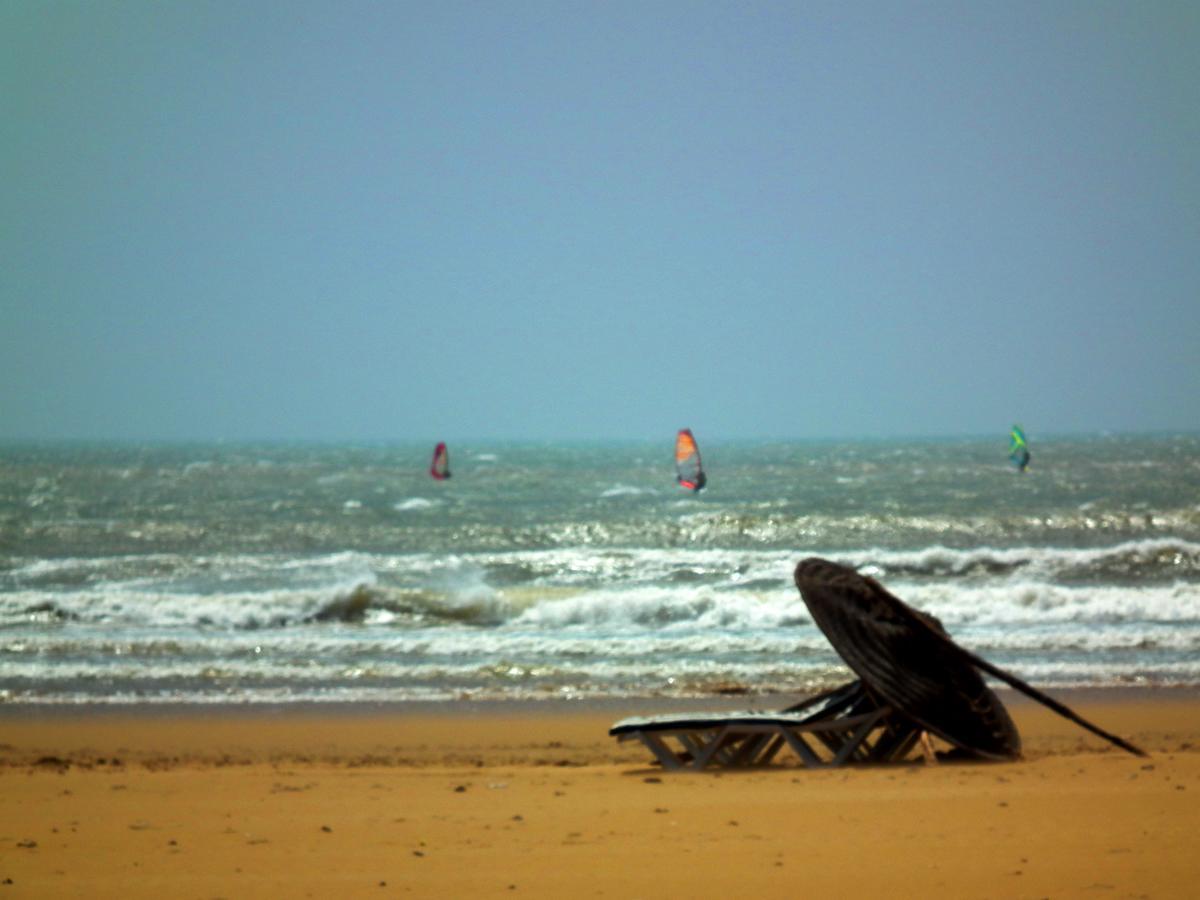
2, 690, 1199, 898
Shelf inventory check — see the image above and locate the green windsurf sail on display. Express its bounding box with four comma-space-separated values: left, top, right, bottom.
1009, 426, 1031, 472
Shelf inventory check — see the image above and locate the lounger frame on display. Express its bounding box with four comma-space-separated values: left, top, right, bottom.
610, 681, 924, 771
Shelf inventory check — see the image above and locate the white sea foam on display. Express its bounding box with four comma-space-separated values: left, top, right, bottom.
394, 497, 436, 511
425, 564, 513, 625
601, 485, 656, 498
982, 659, 1200, 687
964, 622, 1200, 653
6, 436, 1197, 704
7, 540, 1200, 632
7, 640, 1197, 705
511, 586, 811, 631
837, 537, 1200, 581
896, 580, 1200, 626
0, 575, 380, 630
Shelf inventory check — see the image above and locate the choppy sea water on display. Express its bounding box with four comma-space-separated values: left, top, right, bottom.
1, 436, 1198, 705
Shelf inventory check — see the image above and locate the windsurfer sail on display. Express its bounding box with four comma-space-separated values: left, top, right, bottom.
429, 442, 451, 480
674, 429, 706, 492
1008, 426, 1031, 472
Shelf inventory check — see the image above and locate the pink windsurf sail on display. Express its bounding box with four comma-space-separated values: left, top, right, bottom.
429, 442, 451, 480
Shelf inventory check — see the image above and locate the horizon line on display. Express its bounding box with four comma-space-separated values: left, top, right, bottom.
1, 428, 1197, 447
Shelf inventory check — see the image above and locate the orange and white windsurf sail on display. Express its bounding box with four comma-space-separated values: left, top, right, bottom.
674, 429, 706, 492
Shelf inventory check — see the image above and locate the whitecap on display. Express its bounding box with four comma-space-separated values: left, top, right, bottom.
510, 585, 810, 631
601, 485, 654, 498
394, 497, 436, 511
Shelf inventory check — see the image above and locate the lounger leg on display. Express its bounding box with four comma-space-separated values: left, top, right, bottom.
691, 725, 734, 770
636, 733, 686, 772
890, 729, 922, 762
729, 733, 773, 767
833, 710, 887, 766
706, 729, 743, 768
813, 729, 847, 759
781, 729, 825, 768
677, 733, 707, 763
919, 731, 938, 765
868, 721, 920, 762
759, 735, 786, 766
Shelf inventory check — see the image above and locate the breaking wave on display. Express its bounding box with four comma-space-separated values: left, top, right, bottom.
4, 433, 1199, 702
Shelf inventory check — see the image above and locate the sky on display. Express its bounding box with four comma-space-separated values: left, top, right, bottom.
3, 1, 1198, 442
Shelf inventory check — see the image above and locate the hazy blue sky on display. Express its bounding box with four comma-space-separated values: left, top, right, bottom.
3, 1, 1198, 442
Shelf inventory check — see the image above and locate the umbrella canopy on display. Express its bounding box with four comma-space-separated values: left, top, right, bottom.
794, 557, 1021, 760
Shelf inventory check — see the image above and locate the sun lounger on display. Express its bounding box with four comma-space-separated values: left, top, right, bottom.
609, 680, 924, 771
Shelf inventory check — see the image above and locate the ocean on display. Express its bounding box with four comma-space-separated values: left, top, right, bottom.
2, 436, 1198, 706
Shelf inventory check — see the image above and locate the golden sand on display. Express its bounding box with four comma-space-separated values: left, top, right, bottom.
2, 691, 1198, 898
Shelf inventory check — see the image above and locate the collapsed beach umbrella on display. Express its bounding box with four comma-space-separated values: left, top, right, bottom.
794, 557, 1146, 759
609, 559, 1145, 772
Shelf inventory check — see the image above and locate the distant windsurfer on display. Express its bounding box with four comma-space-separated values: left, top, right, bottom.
1009, 426, 1030, 473
674, 429, 706, 492
430, 442, 451, 480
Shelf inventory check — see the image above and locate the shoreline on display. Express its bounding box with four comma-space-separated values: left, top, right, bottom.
4, 682, 1198, 716
2, 686, 1198, 770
